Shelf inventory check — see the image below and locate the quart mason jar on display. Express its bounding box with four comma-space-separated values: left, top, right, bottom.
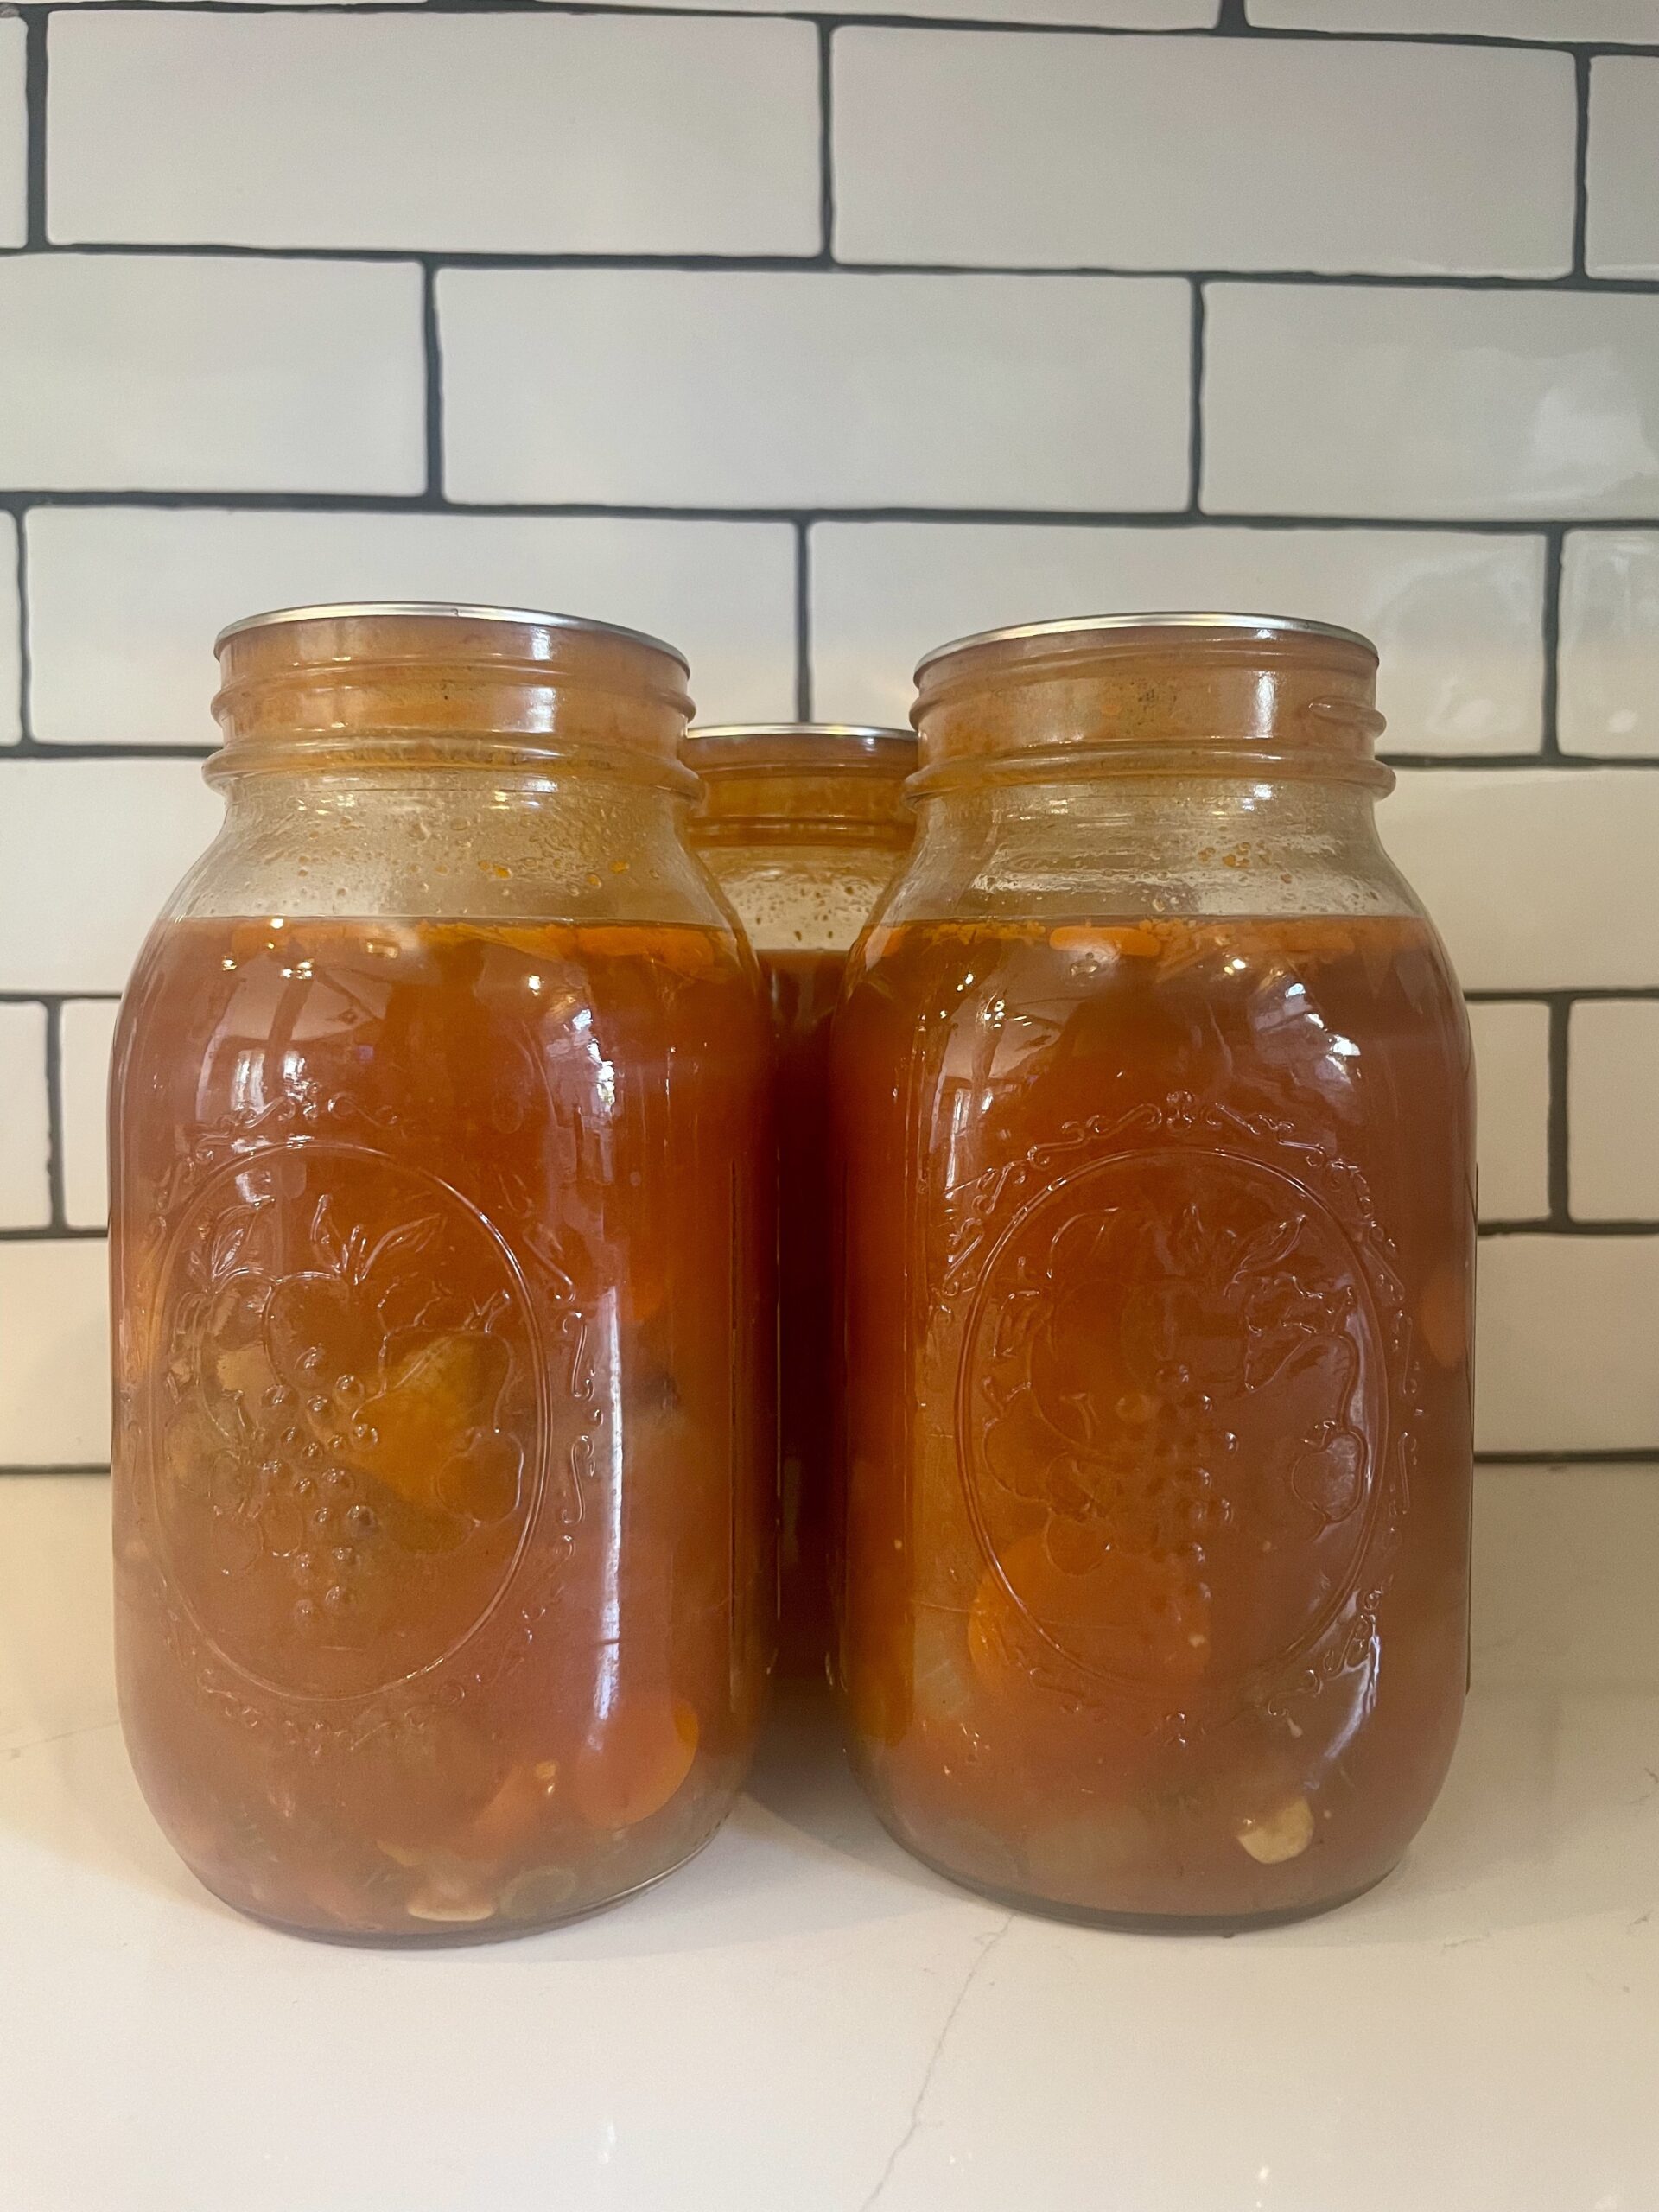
111, 605, 774, 1941
835, 614, 1474, 1929
683, 724, 916, 1677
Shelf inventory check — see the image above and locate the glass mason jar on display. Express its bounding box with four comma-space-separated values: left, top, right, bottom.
683, 723, 916, 1677
111, 604, 774, 1941
834, 614, 1474, 1929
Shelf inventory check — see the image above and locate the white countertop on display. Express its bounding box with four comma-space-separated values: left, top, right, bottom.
2, 1468, 1656, 2212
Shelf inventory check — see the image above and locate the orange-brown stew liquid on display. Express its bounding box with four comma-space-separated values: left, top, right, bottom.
836, 912, 1473, 1923
113, 915, 772, 1936
765, 946, 849, 1675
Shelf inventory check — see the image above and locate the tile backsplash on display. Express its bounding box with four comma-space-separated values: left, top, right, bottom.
0, 0, 1655, 1467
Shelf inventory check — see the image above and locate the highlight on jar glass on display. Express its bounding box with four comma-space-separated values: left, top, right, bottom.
834, 613, 1475, 1929
110, 604, 775, 1941
682, 723, 917, 1679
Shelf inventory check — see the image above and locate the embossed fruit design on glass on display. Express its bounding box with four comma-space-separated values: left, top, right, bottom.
111, 605, 774, 1940
834, 614, 1474, 1927
684, 723, 915, 1679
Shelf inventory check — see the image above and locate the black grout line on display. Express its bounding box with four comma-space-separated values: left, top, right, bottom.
1572, 51, 1592, 279
41, 1000, 66, 1232
817, 22, 836, 264
1477, 1448, 1659, 1465
0, 1225, 107, 1242
1186, 282, 1206, 516
1538, 526, 1565, 760
0, 1465, 111, 1478
22, 12, 47, 253
6, 489, 1659, 537
0, 745, 216, 760
8, 240, 1659, 292
1547, 996, 1572, 1222
0, 992, 122, 1005
793, 519, 814, 720
11, 510, 31, 747
16, 0, 1659, 59
1466, 986, 1659, 1003
1382, 753, 1659, 770
420, 263, 445, 501
1481, 1219, 1659, 1237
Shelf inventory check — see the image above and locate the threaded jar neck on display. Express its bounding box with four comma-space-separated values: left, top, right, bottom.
208, 603, 698, 795
909, 613, 1390, 797
683, 724, 918, 845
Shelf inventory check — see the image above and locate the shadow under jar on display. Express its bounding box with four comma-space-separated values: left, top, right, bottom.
111, 604, 774, 1941
682, 724, 916, 1679
833, 614, 1475, 1929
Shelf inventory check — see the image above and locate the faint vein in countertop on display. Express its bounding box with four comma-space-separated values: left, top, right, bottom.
0, 1717, 119, 1762
855, 1912, 1015, 2212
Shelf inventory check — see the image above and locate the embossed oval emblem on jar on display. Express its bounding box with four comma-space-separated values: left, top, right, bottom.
148, 1143, 548, 1701
957, 1147, 1386, 1700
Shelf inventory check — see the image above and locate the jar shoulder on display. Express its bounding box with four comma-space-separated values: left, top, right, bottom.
878, 781, 1433, 937
159, 777, 735, 935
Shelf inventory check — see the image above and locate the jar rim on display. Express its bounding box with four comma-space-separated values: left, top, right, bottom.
913, 610, 1377, 684
686, 723, 912, 745
213, 601, 690, 673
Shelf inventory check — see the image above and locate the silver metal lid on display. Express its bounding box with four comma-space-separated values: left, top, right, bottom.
214, 601, 690, 673
914, 610, 1377, 683
685, 722, 914, 745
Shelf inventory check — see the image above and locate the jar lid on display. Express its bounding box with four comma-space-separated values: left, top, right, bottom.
214, 601, 690, 673
914, 610, 1377, 684
685, 722, 914, 752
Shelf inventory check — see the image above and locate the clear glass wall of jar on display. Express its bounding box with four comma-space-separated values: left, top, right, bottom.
834, 615, 1474, 1928
683, 724, 916, 1679
111, 605, 775, 1941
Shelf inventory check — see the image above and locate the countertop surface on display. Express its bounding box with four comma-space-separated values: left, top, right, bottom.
2, 1467, 1656, 2212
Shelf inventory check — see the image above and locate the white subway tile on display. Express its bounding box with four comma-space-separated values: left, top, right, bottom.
1250, 0, 1659, 35
1384, 769, 1659, 992
1558, 533, 1659, 759
1588, 59, 1659, 283
809, 521, 1545, 752
1569, 1001, 1659, 1223
60, 999, 118, 1233
0, 1240, 110, 1465
1203, 285, 1659, 521
49, 13, 820, 257
1475, 1467, 1659, 1694
0, 256, 423, 494
26, 508, 797, 746
0, 17, 24, 251
0, 1004, 49, 1230
0, 515, 19, 746
835, 31, 1572, 276
0, 761, 222, 995
439, 269, 1192, 512
1468, 1002, 1552, 1224
1476, 1236, 1659, 1452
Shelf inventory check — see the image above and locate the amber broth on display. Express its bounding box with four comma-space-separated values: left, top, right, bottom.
834, 913, 1473, 1921
112, 915, 772, 1937
761, 946, 849, 1677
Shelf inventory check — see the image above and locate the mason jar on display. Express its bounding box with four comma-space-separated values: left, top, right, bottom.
834, 614, 1474, 1928
683, 723, 915, 1677
111, 604, 774, 1940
